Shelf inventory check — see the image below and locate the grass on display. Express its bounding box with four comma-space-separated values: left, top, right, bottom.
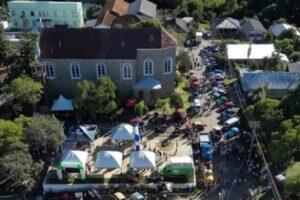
285, 162, 300, 177
175, 78, 191, 110
198, 22, 211, 30
224, 77, 238, 86
166, 28, 185, 47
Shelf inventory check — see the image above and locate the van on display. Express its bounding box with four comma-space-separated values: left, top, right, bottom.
224, 117, 240, 128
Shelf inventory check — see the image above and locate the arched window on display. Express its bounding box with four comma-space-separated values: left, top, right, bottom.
96, 62, 106, 78
122, 63, 132, 80
143, 59, 154, 76
70, 62, 81, 79
44, 61, 55, 79
164, 57, 173, 74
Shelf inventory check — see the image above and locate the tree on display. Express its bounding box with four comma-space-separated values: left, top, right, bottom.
74, 77, 117, 119
134, 101, 149, 117
264, 30, 274, 42
285, 163, 300, 196
0, 119, 23, 154
176, 50, 192, 74
131, 20, 162, 28
275, 38, 294, 56
290, 51, 300, 62
279, 29, 298, 40
247, 87, 266, 103
251, 98, 283, 130
169, 92, 184, 109
19, 31, 38, 75
10, 76, 43, 110
0, 24, 14, 68
24, 114, 65, 153
265, 53, 286, 71
156, 98, 170, 116
187, 28, 196, 40
280, 85, 300, 117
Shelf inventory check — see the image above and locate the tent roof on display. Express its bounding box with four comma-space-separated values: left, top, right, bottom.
240, 72, 300, 92
130, 151, 156, 168
112, 124, 135, 140
95, 151, 123, 168
170, 156, 193, 164
51, 95, 74, 112
79, 125, 97, 141
133, 77, 161, 90
226, 44, 275, 60
269, 23, 300, 37
60, 150, 88, 168
214, 17, 240, 29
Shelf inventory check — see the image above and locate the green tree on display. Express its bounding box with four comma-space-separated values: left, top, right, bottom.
264, 30, 274, 42
10, 76, 43, 111
18, 31, 38, 75
134, 101, 149, 117
280, 85, 300, 117
285, 163, 300, 196
131, 20, 162, 28
0, 119, 23, 154
176, 50, 192, 74
290, 51, 300, 62
0, 149, 44, 188
74, 77, 117, 119
275, 38, 294, 56
0, 24, 14, 68
265, 53, 286, 71
247, 87, 266, 103
169, 92, 184, 109
279, 29, 298, 40
24, 114, 65, 153
187, 28, 196, 40
252, 98, 283, 130
156, 98, 170, 116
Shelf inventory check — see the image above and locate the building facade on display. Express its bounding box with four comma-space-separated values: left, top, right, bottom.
39, 28, 177, 106
8, 1, 84, 30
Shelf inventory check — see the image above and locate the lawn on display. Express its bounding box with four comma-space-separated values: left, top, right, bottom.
175, 78, 191, 110
285, 162, 300, 177
166, 28, 185, 47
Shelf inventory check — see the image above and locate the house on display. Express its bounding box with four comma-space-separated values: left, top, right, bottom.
239, 70, 300, 98
269, 23, 300, 37
226, 44, 289, 62
240, 18, 266, 42
39, 28, 177, 106
7, 1, 84, 30
96, 0, 156, 28
175, 17, 195, 33
212, 17, 241, 38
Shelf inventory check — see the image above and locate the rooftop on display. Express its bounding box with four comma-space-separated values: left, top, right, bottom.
240, 18, 266, 33
39, 28, 176, 60
128, 0, 157, 19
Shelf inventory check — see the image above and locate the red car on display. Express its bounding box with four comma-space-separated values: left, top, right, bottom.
217, 101, 235, 112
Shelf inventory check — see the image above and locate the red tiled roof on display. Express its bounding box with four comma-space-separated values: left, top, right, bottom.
96, 0, 129, 27
39, 28, 176, 60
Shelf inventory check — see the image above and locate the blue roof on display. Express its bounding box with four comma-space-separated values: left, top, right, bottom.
241, 72, 300, 92
133, 77, 161, 90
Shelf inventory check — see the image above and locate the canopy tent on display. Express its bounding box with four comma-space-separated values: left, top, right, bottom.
269, 23, 300, 37
130, 151, 156, 168
112, 124, 135, 141
51, 95, 74, 112
227, 44, 275, 60
60, 150, 88, 168
68, 125, 97, 142
56, 150, 88, 180
133, 77, 161, 90
95, 151, 123, 168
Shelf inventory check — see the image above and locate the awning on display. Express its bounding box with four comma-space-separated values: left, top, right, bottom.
112, 124, 135, 141
133, 77, 161, 90
51, 95, 74, 112
95, 151, 123, 168
130, 151, 156, 168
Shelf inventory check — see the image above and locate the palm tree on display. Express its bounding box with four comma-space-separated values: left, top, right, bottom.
247, 87, 266, 103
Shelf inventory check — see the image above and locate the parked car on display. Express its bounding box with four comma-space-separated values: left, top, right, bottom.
224, 117, 240, 128
224, 127, 240, 140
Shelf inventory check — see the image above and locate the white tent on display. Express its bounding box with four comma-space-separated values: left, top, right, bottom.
269, 23, 300, 37
170, 156, 193, 165
60, 150, 88, 168
112, 124, 135, 141
57, 150, 88, 180
130, 151, 156, 168
95, 151, 123, 168
226, 44, 275, 60
51, 95, 74, 112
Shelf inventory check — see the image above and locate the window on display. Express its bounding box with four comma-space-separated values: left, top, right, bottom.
96, 62, 106, 78
164, 57, 173, 74
12, 10, 15, 17
143, 59, 154, 76
42, 11, 46, 17
39, 11, 42, 17
44, 62, 55, 79
30, 11, 34, 16
53, 11, 57, 17
70, 62, 81, 79
122, 63, 132, 80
